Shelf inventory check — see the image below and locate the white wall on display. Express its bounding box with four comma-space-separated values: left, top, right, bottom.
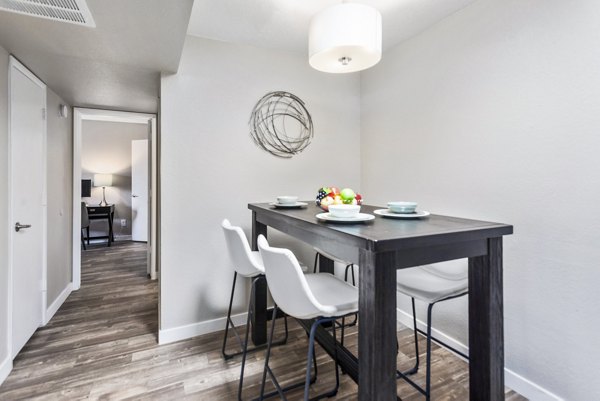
81, 120, 148, 237
0, 45, 10, 383
46, 90, 73, 304
361, 0, 600, 399
160, 36, 361, 337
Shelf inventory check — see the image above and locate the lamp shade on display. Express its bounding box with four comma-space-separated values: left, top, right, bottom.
93, 174, 112, 187
309, 3, 382, 73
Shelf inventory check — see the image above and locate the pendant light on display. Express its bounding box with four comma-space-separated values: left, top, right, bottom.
309, 2, 382, 73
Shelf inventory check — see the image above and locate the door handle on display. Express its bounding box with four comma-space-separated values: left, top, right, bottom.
132, 195, 139, 198
15, 222, 32, 232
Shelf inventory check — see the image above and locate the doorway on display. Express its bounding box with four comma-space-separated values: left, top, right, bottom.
72, 108, 158, 290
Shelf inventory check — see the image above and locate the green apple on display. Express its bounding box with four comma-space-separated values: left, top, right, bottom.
340, 188, 355, 202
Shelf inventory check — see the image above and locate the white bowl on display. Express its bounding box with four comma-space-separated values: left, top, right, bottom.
388, 201, 418, 214
277, 196, 298, 205
328, 204, 361, 218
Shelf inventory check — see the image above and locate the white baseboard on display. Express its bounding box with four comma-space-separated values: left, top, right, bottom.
0, 356, 12, 387
396, 308, 563, 401
158, 312, 248, 345
44, 283, 73, 325
505, 368, 564, 401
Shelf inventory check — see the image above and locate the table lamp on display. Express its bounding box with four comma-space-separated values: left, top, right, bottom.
93, 174, 113, 206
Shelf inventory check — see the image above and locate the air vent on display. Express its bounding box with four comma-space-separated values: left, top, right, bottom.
0, 0, 95, 27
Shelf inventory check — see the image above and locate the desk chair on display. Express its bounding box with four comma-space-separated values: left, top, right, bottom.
81, 202, 90, 250
396, 261, 469, 400
258, 235, 359, 401
221, 220, 289, 401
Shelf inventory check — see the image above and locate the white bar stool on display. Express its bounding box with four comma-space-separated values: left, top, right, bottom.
396, 261, 469, 401
258, 235, 359, 401
221, 219, 289, 401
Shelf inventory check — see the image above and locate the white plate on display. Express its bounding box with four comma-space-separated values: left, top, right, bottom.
374, 209, 431, 219
269, 201, 308, 208
316, 212, 375, 223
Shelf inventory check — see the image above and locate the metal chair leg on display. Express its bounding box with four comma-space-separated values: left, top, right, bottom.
403, 297, 420, 376
223, 274, 289, 361
304, 318, 339, 401
425, 303, 434, 401
313, 252, 319, 273
222, 272, 239, 359
238, 278, 256, 401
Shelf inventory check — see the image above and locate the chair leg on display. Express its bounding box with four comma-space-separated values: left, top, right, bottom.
238, 277, 257, 401
81, 230, 86, 250
425, 303, 434, 401
86, 227, 90, 245
404, 297, 420, 375
222, 272, 238, 360
223, 274, 289, 362
341, 264, 358, 328
313, 252, 319, 273
304, 318, 340, 401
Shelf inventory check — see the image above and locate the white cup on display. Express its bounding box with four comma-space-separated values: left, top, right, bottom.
277, 196, 298, 205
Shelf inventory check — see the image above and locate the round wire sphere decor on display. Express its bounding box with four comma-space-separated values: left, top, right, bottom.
249, 91, 314, 159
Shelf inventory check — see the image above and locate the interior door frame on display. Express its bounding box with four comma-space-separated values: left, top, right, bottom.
72, 108, 158, 290
7, 56, 48, 358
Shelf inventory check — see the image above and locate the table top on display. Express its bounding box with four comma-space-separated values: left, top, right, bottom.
249, 202, 513, 252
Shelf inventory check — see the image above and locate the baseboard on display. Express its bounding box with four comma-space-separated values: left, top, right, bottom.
44, 282, 73, 325
505, 368, 564, 401
396, 308, 563, 401
0, 356, 12, 387
158, 312, 248, 345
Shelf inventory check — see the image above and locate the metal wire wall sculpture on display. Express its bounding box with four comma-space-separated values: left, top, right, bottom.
249, 91, 314, 158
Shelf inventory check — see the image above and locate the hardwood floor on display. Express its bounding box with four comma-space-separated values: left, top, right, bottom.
0, 241, 526, 400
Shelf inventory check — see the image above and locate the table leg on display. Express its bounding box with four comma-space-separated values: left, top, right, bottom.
107, 213, 113, 247
358, 249, 397, 401
251, 211, 268, 345
468, 237, 504, 401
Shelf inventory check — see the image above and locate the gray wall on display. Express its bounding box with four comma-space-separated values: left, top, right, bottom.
360, 0, 600, 399
46, 90, 73, 304
160, 36, 361, 332
0, 44, 10, 376
81, 120, 148, 238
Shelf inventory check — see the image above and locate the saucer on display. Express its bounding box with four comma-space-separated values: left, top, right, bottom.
316, 212, 375, 223
374, 209, 431, 219
269, 202, 308, 208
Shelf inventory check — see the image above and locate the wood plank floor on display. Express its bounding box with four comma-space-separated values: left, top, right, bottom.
0, 241, 526, 400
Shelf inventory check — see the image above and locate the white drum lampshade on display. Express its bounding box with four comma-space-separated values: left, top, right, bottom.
93, 174, 112, 187
309, 3, 382, 73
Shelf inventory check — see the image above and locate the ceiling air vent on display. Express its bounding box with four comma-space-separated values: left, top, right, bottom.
0, 0, 95, 27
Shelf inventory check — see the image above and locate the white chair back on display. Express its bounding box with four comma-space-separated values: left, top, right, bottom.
421, 259, 467, 281
222, 219, 264, 277
258, 235, 336, 319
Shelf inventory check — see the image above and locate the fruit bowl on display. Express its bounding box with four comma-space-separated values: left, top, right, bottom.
315, 187, 363, 211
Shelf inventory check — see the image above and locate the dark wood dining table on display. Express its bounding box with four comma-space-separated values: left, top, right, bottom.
248, 202, 513, 401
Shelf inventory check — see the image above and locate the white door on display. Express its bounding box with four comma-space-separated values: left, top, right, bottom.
9, 57, 46, 358
131, 139, 148, 242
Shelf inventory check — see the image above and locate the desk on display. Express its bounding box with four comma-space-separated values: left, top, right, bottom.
86, 205, 115, 247
248, 202, 513, 401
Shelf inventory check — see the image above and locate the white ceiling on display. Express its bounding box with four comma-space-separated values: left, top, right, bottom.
0, 0, 194, 113
187, 0, 478, 53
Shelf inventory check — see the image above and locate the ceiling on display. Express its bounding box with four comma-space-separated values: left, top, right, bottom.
0, 0, 194, 113
0, 0, 477, 113
187, 0, 478, 53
